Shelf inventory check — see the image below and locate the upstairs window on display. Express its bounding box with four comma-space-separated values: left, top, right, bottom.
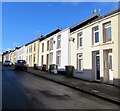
29, 45, 32, 53
31, 45, 32, 53
57, 35, 61, 49
92, 26, 99, 45
34, 43, 36, 51
42, 43, 44, 52
27, 47, 28, 54
103, 22, 111, 43
29, 46, 31, 53
77, 32, 83, 48
50, 38, 53, 50
47, 40, 49, 51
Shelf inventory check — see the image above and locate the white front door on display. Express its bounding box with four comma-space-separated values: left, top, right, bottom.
108, 52, 113, 81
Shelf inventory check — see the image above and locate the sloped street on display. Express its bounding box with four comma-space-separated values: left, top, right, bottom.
2, 66, 119, 110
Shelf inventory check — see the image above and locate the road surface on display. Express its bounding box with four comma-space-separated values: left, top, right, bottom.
2, 66, 119, 110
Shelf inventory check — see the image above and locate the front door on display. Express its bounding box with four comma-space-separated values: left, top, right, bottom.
108, 52, 113, 81
46, 54, 49, 70
41, 55, 43, 65
96, 53, 100, 80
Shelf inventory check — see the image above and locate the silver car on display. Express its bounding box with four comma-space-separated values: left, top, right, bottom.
3, 60, 12, 66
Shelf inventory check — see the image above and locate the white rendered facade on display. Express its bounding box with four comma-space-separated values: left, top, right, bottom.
69, 10, 120, 86
39, 28, 69, 71
17, 46, 26, 60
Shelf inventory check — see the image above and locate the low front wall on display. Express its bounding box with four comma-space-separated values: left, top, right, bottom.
57, 67, 65, 71
73, 69, 95, 81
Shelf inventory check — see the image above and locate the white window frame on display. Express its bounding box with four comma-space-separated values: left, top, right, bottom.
77, 32, 83, 48
34, 43, 36, 51
50, 38, 53, 50
103, 22, 111, 42
30, 45, 32, 53
57, 35, 61, 49
93, 26, 99, 45
29, 46, 30, 53
47, 40, 49, 51
42, 43, 44, 52
77, 54, 83, 71
27, 47, 28, 54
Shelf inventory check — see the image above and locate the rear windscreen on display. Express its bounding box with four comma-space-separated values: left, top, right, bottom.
18, 60, 26, 63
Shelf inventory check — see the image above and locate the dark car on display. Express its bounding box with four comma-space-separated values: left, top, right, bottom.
15, 60, 28, 70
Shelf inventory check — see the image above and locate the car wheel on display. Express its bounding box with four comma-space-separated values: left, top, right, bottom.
25, 67, 27, 70
15, 67, 17, 70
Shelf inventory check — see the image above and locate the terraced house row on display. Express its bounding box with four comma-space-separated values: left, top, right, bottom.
2, 9, 120, 86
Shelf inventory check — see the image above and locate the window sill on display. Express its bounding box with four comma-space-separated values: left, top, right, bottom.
91, 43, 100, 47
77, 47, 83, 50
57, 47, 61, 49
57, 46, 61, 48
91, 41, 114, 47
101, 41, 114, 46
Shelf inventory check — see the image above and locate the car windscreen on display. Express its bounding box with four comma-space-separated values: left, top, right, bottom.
5, 60, 10, 63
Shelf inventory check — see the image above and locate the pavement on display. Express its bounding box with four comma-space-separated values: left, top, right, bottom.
26, 67, 120, 105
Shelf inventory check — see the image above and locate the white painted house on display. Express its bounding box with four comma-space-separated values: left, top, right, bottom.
39, 28, 69, 71
69, 9, 120, 86
17, 45, 26, 60
13, 48, 18, 63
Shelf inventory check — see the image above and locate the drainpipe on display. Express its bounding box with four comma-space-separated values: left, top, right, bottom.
68, 30, 71, 65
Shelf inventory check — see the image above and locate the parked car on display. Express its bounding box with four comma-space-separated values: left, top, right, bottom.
3, 60, 12, 66
15, 60, 28, 70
